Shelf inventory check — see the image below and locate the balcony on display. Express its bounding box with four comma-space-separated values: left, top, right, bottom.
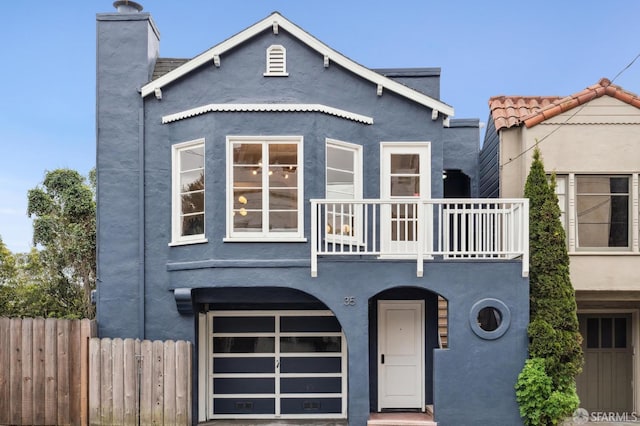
310, 198, 529, 277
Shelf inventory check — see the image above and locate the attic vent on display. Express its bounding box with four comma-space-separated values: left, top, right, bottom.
264, 45, 288, 77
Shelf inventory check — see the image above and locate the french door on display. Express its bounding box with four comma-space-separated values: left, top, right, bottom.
380, 142, 431, 255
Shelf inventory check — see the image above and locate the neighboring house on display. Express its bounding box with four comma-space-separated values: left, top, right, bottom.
97, 2, 529, 425
482, 78, 640, 415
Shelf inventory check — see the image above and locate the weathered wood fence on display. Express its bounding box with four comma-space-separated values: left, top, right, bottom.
89, 338, 192, 425
0, 318, 192, 425
0, 317, 97, 426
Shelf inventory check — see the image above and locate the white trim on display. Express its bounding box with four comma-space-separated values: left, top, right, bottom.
226, 136, 304, 240
162, 103, 373, 125
198, 312, 207, 422
140, 12, 454, 117
171, 138, 206, 245
168, 238, 208, 247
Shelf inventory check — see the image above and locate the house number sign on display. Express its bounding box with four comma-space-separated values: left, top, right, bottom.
344, 296, 356, 306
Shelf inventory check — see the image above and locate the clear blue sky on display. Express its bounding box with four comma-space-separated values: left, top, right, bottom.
1, 1, 638, 253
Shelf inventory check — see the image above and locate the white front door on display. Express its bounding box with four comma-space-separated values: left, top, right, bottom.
378, 300, 425, 410
380, 143, 431, 255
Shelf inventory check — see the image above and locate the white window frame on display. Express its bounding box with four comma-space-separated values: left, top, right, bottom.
562, 173, 640, 253
170, 138, 207, 246
264, 44, 288, 77
203, 310, 348, 420
225, 136, 305, 242
325, 139, 363, 245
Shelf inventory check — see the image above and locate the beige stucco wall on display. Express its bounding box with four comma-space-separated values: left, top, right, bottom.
500, 96, 640, 197
571, 255, 640, 291
498, 95, 640, 292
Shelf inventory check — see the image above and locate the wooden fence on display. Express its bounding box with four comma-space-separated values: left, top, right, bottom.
0, 317, 97, 426
89, 338, 192, 426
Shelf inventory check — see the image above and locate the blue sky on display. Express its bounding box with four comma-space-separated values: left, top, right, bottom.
1, 1, 638, 253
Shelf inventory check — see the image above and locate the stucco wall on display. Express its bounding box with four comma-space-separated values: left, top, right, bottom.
500, 96, 640, 196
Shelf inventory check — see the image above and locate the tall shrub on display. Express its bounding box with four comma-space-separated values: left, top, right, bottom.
516, 147, 583, 424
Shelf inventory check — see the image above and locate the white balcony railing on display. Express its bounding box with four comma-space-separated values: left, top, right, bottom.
310, 198, 529, 278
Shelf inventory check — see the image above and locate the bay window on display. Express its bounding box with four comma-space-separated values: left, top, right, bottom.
171, 139, 205, 245
325, 139, 362, 243
226, 136, 304, 240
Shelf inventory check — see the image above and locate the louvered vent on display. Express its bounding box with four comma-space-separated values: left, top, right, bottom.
264, 45, 288, 76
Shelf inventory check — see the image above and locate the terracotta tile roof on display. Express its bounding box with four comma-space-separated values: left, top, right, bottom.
488, 78, 640, 131
488, 96, 561, 131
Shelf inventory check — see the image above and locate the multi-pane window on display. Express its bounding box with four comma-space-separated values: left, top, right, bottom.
227, 137, 303, 239
325, 140, 362, 242
172, 139, 205, 244
576, 175, 629, 248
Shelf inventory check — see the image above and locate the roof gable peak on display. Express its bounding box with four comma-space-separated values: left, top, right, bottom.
488, 78, 640, 131
140, 12, 453, 117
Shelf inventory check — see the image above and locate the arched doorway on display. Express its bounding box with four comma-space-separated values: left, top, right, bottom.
368, 287, 445, 413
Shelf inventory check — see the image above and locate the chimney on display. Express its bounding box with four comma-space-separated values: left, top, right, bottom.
113, 0, 143, 13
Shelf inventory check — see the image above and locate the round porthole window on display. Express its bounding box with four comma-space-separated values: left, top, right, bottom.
469, 298, 511, 340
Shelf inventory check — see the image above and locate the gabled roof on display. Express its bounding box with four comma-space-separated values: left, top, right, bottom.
488, 78, 640, 131
140, 12, 454, 117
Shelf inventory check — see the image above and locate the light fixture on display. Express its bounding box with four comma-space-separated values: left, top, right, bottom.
239, 208, 248, 217
342, 224, 351, 234
238, 195, 248, 204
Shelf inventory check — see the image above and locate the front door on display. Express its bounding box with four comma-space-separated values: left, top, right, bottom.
576, 314, 633, 414
377, 300, 425, 410
380, 143, 431, 255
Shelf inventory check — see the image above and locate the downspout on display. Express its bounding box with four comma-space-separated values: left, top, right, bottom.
138, 106, 145, 339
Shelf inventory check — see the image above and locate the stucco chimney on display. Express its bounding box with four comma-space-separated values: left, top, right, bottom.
113, 0, 143, 13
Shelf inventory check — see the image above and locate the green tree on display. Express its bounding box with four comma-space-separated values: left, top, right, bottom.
0, 239, 75, 318
0, 236, 18, 313
516, 148, 583, 424
27, 168, 96, 318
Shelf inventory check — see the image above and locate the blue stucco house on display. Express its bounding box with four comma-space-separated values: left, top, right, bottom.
96, 2, 529, 425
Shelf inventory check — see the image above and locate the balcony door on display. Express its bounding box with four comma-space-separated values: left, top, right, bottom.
380, 142, 431, 256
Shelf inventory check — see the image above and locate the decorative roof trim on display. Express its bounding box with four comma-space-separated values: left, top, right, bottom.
162, 103, 374, 124
141, 12, 453, 117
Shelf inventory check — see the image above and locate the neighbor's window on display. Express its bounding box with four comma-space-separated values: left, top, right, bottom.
325, 139, 362, 243
554, 175, 567, 231
576, 175, 629, 249
172, 139, 205, 244
227, 137, 303, 240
